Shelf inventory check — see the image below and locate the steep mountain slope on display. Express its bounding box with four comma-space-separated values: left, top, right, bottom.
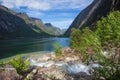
15, 8, 64, 36
0, 6, 33, 38
17, 13, 47, 33
65, 0, 120, 36
0, 5, 52, 39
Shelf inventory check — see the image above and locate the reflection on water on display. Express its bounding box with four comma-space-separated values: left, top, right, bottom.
0, 38, 70, 59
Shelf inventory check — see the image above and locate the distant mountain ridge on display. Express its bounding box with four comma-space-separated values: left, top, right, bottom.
44, 23, 66, 35
0, 5, 63, 39
64, 0, 120, 36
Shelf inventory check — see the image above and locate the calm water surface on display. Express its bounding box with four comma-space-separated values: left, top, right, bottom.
0, 38, 70, 59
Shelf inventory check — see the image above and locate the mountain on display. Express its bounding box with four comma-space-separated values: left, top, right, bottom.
0, 5, 62, 39
64, 0, 120, 36
44, 23, 65, 35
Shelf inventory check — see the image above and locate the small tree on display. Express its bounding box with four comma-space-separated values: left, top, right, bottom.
70, 28, 82, 49
53, 43, 62, 57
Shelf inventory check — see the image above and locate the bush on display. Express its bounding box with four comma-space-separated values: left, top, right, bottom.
53, 43, 62, 57
70, 28, 101, 62
93, 11, 120, 80
70, 11, 120, 79
70, 28, 82, 49
10, 56, 30, 75
96, 11, 120, 48
0, 61, 7, 67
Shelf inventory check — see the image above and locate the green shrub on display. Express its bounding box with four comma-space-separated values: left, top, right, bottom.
96, 11, 120, 48
70, 28, 101, 62
93, 64, 120, 80
70, 28, 82, 49
10, 56, 30, 75
53, 43, 62, 57
0, 61, 7, 67
93, 11, 120, 80
70, 11, 120, 79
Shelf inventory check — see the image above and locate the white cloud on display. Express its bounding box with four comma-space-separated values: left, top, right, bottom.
1, 0, 93, 10
26, 10, 44, 18
1, 0, 51, 10
24, 0, 51, 10
44, 0, 94, 10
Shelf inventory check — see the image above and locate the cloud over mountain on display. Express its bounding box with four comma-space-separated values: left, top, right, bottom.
0, 0, 93, 29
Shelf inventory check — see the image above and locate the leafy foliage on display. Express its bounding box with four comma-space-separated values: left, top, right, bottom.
93, 11, 120, 80
10, 56, 30, 75
70, 11, 120, 79
0, 61, 7, 67
70, 28, 101, 62
70, 28, 82, 49
53, 43, 62, 57
96, 11, 120, 47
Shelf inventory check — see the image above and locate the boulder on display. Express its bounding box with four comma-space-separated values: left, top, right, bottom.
65, 56, 80, 62
0, 65, 20, 80
25, 69, 38, 80
62, 47, 72, 54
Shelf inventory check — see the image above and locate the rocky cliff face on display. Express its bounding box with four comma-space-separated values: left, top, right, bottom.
64, 0, 120, 36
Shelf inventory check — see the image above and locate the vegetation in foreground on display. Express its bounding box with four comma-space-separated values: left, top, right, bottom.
53, 43, 62, 57
10, 56, 31, 75
0, 56, 31, 79
70, 11, 120, 80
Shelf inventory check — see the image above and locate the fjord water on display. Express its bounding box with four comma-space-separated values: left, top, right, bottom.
0, 38, 70, 59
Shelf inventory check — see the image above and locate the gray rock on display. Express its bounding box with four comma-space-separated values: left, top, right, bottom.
0, 67, 20, 80
32, 69, 37, 74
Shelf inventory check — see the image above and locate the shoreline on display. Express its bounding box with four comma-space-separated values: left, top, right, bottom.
0, 51, 52, 62
0, 47, 100, 80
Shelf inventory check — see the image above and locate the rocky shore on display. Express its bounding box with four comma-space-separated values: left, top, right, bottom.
0, 47, 99, 80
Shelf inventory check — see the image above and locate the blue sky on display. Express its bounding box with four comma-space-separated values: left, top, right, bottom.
0, 0, 93, 29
